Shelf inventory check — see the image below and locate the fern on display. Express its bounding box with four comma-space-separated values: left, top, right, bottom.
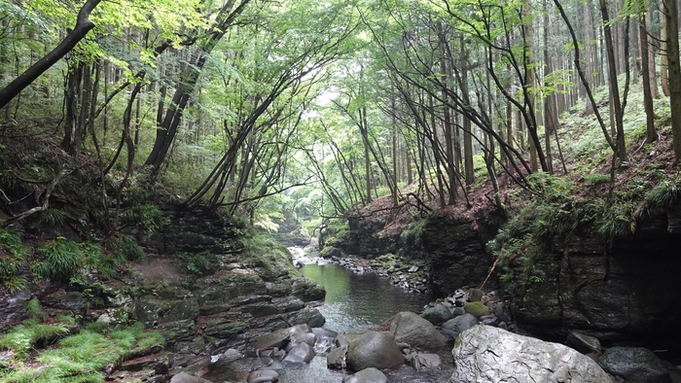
33, 237, 84, 280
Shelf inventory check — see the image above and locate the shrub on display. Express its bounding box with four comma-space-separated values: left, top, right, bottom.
583, 173, 611, 186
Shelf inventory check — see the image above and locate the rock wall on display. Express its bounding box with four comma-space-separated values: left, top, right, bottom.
504, 213, 681, 350
339, 210, 499, 295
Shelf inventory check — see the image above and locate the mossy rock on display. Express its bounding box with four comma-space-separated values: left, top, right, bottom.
463, 301, 489, 318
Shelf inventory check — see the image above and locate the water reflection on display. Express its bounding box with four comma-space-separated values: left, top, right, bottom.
300, 263, 433, 332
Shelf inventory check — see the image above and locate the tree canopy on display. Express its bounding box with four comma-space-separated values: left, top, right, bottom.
1, 0, 681, 233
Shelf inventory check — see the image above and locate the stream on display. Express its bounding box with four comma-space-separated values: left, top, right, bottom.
275, 248, 454, 382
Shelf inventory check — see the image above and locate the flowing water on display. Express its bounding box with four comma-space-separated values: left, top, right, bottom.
276, 260, 454, 382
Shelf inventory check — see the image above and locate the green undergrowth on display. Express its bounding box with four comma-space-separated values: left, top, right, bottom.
0, 229, 29, 292
32, 235, 143, 283
489, 171, 681, 287
400, 219, 426, 247
0, 321, 164, 383
240, 226, 296, 281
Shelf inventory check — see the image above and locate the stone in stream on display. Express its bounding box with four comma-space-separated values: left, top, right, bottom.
345, 330, 404, 371
256, 324, 313, 351
468, 288, 484, 302
247, 369, 279, 383
287, 306, 326, 328
567, 331, 602, 355
598, 347, 671, 383
389, 311, 446, 350
342, 367, 388, 383
451, 307, 466, 318
451, 325, 612, 383
170, 372, 213, 383
327, 345, 348, 369
421, 303, 451, 325
283, 342, 315, 364
441, 313, 479, 338
408, 353, 441, 371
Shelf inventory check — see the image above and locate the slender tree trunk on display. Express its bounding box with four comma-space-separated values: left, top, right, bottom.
461, 37, 475, 186
646, 10, 659, 99
61, 62, 83, 155
543, 0, 556, 173
661, 3, 671, 97
639, 10, 657, 143
663, 0, 681, 164
600, 0, 627, 162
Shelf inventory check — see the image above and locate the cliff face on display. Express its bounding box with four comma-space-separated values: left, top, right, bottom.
339, 206, 681, 350
504, 212, 681, 350
339, 210, 500, 295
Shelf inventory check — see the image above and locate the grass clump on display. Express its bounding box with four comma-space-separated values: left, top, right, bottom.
0, 319, 70, 358
0, 322, 164, 383
0, 229, 28, 293
33, 237, 84, 281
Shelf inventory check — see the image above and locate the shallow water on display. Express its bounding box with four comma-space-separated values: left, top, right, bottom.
299, 263, 433, 332
276, 262, 454, 383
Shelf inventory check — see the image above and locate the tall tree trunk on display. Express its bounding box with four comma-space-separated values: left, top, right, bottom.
661, 3, 671, 97
543, 0, 557, 173
646, 10, 659, 99
461, 37, 475, 186
663, 0, 681, 164
600, 0, 628, 163
639, 9, 657, 143
61, 62, 83, 155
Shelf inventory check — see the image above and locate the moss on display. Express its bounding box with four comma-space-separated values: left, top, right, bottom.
463, 302, 490, 318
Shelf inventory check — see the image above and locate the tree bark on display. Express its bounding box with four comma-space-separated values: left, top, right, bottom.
661, 3, 670, 97
599, 0, 628, 163
639, 10, 657, 143
645, 10, 659, 99
663, 0, 681, 164
0, 0, 102, 109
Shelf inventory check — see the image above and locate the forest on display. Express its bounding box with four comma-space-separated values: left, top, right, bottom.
1, 0, 680, 234
1, 0, 681, 381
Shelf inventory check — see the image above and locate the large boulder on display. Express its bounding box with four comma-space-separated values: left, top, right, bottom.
389, 311, 446, 350
598, 347, 671, 383
346, 331, 404, 371
451, 325, 612, 383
